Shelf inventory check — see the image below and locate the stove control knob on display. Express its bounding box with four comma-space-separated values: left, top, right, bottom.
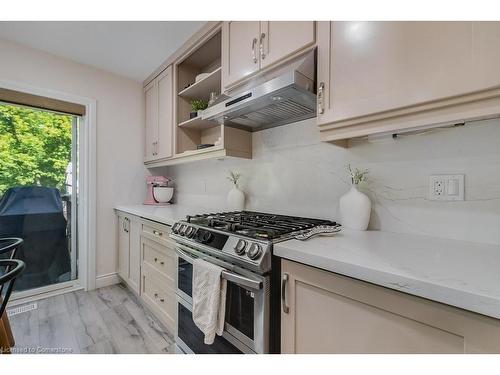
185, 226, 195, 238
234, 239, 247, 255
171, 223, 180, 234
178, 225, 187, 236
247, 243, 262, 260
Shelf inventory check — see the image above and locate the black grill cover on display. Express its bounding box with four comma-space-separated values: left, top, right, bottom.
0, 186, 71, 290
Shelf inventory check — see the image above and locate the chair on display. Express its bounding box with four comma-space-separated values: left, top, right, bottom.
0, 238, 23, 259
0, 238, 24, 354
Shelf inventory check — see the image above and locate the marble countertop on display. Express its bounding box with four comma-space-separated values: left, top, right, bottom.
114, 204, 210, 226
114, 204, 500, 320
274, 229, 500, 320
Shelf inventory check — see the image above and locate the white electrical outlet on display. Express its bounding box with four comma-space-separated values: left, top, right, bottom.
428, 174, 464, 201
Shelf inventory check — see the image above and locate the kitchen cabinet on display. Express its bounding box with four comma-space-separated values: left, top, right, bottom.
317, 21, 500, 143
222, 21, 261, 90
117, 214, 141, 294
281, 259, 500, 353
140, 222, 176, 332
222, 21, 315, 90
144, 65, 174, 162
259, 21, 315, 69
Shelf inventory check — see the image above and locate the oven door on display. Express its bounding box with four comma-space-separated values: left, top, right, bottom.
175, 244, 269, 354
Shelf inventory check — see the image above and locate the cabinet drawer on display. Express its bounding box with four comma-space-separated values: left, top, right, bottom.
141, 236, 175, 284
142, 221, 174, 247
142, 262, 176, 332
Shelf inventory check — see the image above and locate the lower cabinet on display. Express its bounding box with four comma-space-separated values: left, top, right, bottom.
281, 259, 500, 353
117, 213, 141, 294
140, 233, 176, 333
116, 212, 177, 334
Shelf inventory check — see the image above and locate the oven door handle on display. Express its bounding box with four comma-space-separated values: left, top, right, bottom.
175, 247, 263, 291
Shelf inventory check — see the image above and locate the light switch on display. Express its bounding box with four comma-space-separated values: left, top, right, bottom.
448, 179, 459, 196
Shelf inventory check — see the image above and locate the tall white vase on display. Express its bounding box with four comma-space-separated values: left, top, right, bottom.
227, 184, 245, 211
339, 185, 371, 231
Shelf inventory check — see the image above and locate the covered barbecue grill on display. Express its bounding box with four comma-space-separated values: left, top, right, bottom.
0, 186, 71, 291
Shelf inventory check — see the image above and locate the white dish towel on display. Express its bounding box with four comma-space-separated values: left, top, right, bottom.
192, 258, 227, 344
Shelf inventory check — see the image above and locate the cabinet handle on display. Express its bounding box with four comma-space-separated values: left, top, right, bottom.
259, 33, 266, 60
153, 230, 163, 237
154, 257, 158, 262
124, 218, 129, 233
155, 141, 159, 156
252, 37, 258, 63
281, 273, 290, 314
159, 298, 164, 303
318, 82, 325, 115
160, 261, 164, 265
154, 293, 158, 298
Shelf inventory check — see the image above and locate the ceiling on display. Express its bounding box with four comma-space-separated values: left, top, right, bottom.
0, 21, 206, 81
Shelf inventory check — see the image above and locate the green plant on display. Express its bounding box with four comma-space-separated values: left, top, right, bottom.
347, 164, 369, 186
190, 99, 208, 112
226, 170, 241, 186
0, 104, 72, 195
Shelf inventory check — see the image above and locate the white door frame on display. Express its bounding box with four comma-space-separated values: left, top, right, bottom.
0, 79, 97, 294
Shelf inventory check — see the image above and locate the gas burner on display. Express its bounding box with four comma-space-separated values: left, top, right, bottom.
186, 211, 337, 241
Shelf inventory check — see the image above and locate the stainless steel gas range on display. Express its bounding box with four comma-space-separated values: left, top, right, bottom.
170, 211, 339, 354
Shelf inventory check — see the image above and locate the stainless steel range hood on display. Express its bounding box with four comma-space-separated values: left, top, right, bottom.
202, 50, 316, 131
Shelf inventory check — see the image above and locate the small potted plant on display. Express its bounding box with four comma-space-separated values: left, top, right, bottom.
226, 170, 245, 210
339, 164, 371, 230
190, 99, 208, 119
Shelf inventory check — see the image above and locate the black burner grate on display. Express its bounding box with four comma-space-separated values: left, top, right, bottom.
186, 211, 336, 240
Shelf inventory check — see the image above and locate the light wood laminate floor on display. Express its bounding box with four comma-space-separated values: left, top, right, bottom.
8, 284, 175, 354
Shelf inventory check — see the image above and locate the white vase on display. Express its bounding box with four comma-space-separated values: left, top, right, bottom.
227, 184, 245, 211
339, 185, 371, 231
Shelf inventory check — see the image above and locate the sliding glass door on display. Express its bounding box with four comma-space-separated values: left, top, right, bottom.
0, 102, 79, 293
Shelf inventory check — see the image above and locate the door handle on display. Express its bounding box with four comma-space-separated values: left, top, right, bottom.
281, 273, 290, 314
318, 82, 325, 115
259, 33, 266, 60
252, 37, 258, 63
175, 246, 263, 290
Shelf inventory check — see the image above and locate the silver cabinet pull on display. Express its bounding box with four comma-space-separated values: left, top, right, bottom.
124, 218, 129, 233
282, 273, 290, 314
252, 37, 258, 63
259, 33, 266, 60
154, 257, 158, 262
153, 230, 163, 237
318, 82, 325, 114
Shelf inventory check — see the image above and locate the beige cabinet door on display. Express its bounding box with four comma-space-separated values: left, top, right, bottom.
317, 21, 500, 127
281, 259, 500, 354
117, 216, 129, 281
144, 80, 158, 162
127, 218, 141, 294
157, 66, 173, 160
260, 21, 315, 69
222, 21, 260, 89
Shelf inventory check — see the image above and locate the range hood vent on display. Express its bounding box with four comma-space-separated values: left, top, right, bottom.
202, 51, 317, 131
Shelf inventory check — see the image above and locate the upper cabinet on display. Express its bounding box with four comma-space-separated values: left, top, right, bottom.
222, 21, 315, 90
317, 21, 500, 143
143, 23, 252, 168
144, 65, 174, 162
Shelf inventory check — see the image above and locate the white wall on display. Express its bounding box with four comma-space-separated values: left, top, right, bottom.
163, 117, 500, 246
0, 38, 147, 280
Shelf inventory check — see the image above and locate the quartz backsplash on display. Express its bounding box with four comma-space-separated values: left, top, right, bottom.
157, 117, 500, 246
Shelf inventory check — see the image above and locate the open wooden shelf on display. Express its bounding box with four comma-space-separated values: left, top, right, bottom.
177, 116, 219, 130
178, 67, 221, 100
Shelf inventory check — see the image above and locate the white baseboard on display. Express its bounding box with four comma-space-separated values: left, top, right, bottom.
95, 272, 121, 289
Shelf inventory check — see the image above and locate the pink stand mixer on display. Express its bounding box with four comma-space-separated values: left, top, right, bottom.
144, 176, 173, 205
